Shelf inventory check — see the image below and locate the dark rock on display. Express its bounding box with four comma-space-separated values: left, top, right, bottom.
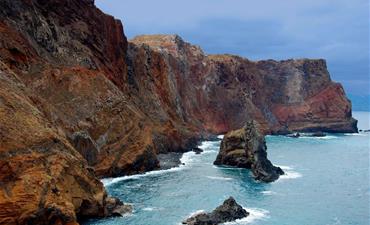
70, 131, 99, 166
214, 120, 284, 182
192, 147, 203, 154
182, 197, 249, 225
157, 152, 183, 169
311, 131, 326, 137
104, 197, 132, 217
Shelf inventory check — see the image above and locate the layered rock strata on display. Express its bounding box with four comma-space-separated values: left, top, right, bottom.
214, 121, 284, 182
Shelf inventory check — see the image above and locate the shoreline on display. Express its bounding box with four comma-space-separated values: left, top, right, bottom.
99, 130, 362, 183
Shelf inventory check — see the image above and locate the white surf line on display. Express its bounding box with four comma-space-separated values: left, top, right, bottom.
102, 139, 222, 187
276, 165, 302, 180
222, 207, 270, 224
260, 190, 277, 195
102, 150, 197, 186
198, 140, 219, 151
142, 207, 164, 211
205, 176, 234, 181
344, 133, 367, 136
182, 207, 269, 225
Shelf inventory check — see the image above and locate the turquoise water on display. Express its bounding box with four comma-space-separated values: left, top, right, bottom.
87, 112, 369, 225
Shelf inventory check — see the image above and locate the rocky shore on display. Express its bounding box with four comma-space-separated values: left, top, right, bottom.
214, 121, 284, 182
0, 0, 357, 223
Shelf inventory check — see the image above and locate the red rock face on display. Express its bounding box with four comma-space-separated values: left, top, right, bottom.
0, 0, 357, 223
129, 35, 356, 134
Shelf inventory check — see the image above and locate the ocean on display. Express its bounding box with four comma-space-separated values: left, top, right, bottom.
86, 111, 369, 225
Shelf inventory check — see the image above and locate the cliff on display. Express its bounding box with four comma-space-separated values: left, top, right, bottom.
130, 35, 357, 134
0, 0, 357, 224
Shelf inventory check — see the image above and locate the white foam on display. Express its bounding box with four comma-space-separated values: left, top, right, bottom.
187, 210, 206, 217
344, 133, 367, 136
181, 151, 197, 165
142, 207, 163, 211
102, 151, 196, 187
202, 150, 218, 154
217, 134, 225, 139
183, 208, 268, 225
261, 191, 277, 195
299, 135, 338, 140
199, 141, 217, 150
275, 165, 302, 181
276, 165, 293, 170
213, 165, 245, 170
206, 176, 234, 181
223, 208, 269, 224
280, 170, 302, 180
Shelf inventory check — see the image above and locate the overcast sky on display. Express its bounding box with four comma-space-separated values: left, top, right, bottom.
96, 0, 369, 95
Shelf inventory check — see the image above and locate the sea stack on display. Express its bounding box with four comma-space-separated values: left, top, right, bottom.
182, 197, 249, 225
214, 121, 284, 182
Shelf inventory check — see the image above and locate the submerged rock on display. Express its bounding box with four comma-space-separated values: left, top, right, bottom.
214, 121, 284, 182
192, 147, 204, 154
182, 197, 249, 225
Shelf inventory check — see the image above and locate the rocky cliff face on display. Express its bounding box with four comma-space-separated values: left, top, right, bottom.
129, 35, 357, 134
0, 0, 357, 223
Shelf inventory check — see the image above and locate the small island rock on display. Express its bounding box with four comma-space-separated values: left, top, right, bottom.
182, 197, 249, 225
214, 120, 284, 182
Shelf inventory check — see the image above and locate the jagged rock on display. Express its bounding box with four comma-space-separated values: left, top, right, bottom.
104, 197, 132, 217
192, 147, 203, 154
214, 121, 284, 182
182, 197, 249, 225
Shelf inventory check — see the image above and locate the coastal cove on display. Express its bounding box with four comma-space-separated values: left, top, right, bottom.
87, 112, 369, 225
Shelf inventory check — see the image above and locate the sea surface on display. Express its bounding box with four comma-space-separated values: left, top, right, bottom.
87, 112, 369, 225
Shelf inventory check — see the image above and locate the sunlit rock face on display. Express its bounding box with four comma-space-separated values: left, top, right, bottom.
130, 34, 357, 135
0, 0, 356, 223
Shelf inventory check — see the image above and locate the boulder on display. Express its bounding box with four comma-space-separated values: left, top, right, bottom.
104, 197, 132, 217
182, 197, 249, 225
214, 121, 284, 182
192, 147, 203, 154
